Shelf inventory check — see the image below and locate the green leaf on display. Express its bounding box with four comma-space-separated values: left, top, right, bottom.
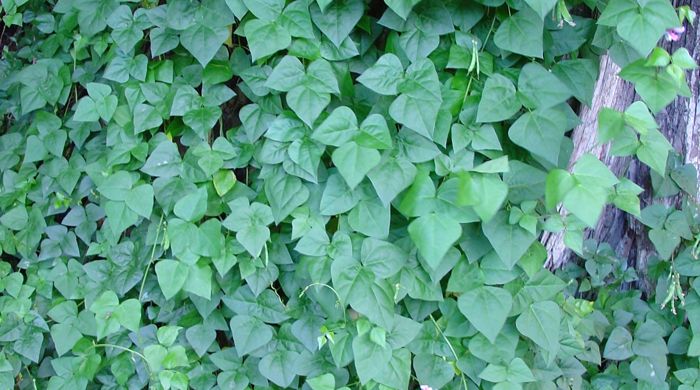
307, 374, 335, 390
287, 85, 331, 127
545, 169, 575, 210
258, 349, 301, 387
508, 107, 568, 165
599, 0, 679, 56
213, 170, 237, 197
310, 0, 364, 47
604, 326, 634, 360
368, 156, 417, 206
357, 114, 392, 149
244, 19, 292, 61
0, 206, 28, 230
180, 23, 229, 67
672, 48, 698, 70
186, 324, 216, 357
482, 211, 536, 268
150, 27, 180, 56
107, 5, 145, 51
142, 140, 183, 178
242, 0, 284, 20
408, 213, 462, 269
389, 58, 443, 138
266, 55, 306, 92
374, 348, 411, 389
23, 135, 47, 163
73, 97, 100, 122
90, 291, 121, 339
552, 59, 598, 106
229, 315, 273, 356
125, 184, 154, 218
385, 0, 422, 19
572, 154, 619, 188
477, 74, 521, 122
458, 286, 513, 343
280, 1, 315, 38
349, 197, 391, 238
223, 198, 274, 257
360, 238, 408, 278
562, 184, 609, 227
13, 331, 43, 363
516, 301, 561, 357
184, 106, 221, 139
637, 128, 672, 174
517, 63, 571, 109
332, 257, 396, 328
155, 260, 189, 299
265, 171, 309, 224
479, 363, 507, 383
174, 187, 208, 222
456, 173, 508, 222
50, 323, 82, 356
332, 142, 381, 189
352, 329, 392, 383
524, 0, 556, 19
183, 262, 212, 299
113, 299, 141, 332
312, 106, 359, 146
357, 53, 404, 95
493, 8, 543, 58
133, 104, 163, 134
105, 53, 148, 82
105, 201, 139, 235
413, 353, 455, 389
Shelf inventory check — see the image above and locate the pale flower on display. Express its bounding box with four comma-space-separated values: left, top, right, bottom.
665, 26, 686, 41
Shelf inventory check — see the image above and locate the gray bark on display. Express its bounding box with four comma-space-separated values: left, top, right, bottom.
542, 0, 700, 282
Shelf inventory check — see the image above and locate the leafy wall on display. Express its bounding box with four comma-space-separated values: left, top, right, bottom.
0, 0, 699, 389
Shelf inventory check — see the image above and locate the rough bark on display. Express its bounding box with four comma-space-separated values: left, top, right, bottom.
542, 0, 700, 280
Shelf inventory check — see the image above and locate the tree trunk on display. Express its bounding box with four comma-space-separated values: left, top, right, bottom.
542, 0, 700, 282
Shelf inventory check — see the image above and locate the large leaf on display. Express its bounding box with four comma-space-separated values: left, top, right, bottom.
508, 107, 568, 165
516, 301, 561, 357
493, 8, 543, 58
332, 142, 381, 189
258, 349, 301, 387
482, 211, 536, 268
517, 63, 571, 109
310, 0, 364, 47
477, 74, 521, 122
244, 19, 292, 61
229, 315, 274, 356
352, 329, 393, 384
458, 286, 513, 343
408, 213, 462, 269
389, 59, 442, 138
357, 53, 405, 95
180, 22, 229, 66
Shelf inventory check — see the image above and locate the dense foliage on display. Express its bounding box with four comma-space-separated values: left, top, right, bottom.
0, 0, 698, 389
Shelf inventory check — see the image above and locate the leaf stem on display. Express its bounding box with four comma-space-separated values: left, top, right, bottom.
91, 342, 152, 379
481, 17, 497, 53
139, 214, 164, 301
300, 282, 347, 323
429, 314, 468, 390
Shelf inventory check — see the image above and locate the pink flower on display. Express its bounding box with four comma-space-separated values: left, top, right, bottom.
665, 26, 685, 41
420, 386, 433, 390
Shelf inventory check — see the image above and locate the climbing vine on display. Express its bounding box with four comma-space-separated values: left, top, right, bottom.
0, 0, 698, 389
